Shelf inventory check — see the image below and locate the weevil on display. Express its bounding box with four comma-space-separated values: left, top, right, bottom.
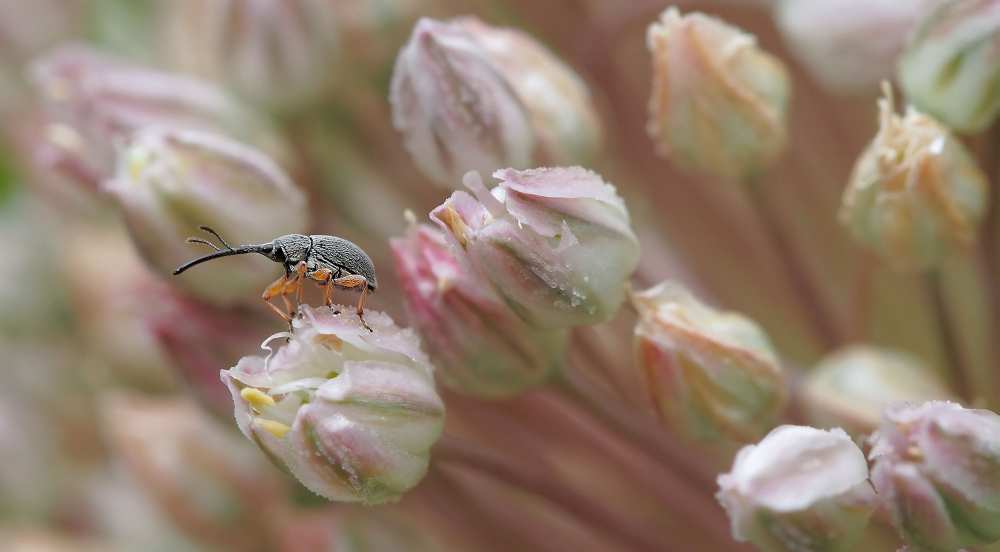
173, 226, 377, 331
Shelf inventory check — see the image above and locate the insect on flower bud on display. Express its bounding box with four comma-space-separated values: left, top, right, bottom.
869, 401, 1000, 551
391, 223, 567, 398
431, 167, 639, 329
632, 281, 786, 442
802, 346, 954, 436
717, 425, 877, 552
839, 83, 989, 271
222, 306, 445, 504
106, 127, 307, 304
647, 7, 790, 180
899, 0, 1000, 133
390, 17, 535, 188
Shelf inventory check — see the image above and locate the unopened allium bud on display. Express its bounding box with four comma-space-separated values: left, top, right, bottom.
222, 306, 445, 504
775, 0, 941, 95
717, 425, 877, 552
431, 168, 639, 328
839, 84, 989, 271
647, 7, 789, 180
391, 223, 567, 398
632, 281, 786, 442
802, 346, 953, 436
106, 127, 307, 304
869, 401, 1000, 551
161, 0, 340, 109
899, 0, 1000, 133
390, 18, 534, 188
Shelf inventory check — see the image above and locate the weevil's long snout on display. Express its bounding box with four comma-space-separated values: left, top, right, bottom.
172, 244, 271, 275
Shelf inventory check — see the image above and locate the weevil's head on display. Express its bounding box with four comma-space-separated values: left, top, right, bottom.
266, 234, 312, 266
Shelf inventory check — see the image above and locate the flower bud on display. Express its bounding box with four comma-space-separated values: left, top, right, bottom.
105, 127, 307, 304
717, 425, 877, 552
431, 167, 639, 328
632, 281, 786, 442
775, 0, 941, 95
870, 401, 1000, 551
221, 305, 445, 504
391, 222, 567, 398
161, 0, 340, 110
839, 84, 989, 271
899, 0, 1000, 132
802, 346, 954, 435
390, 17, 534, 188
647, 7, 789, 180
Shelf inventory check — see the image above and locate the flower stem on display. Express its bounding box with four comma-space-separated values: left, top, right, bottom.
926, 269, 971, 402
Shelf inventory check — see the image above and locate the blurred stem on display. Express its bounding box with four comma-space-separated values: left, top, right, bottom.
744, 176, 840, 349
926, 269, 971, 403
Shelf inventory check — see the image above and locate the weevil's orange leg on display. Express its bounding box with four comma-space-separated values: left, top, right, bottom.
289, 261, 307, 314
331, 275, 371, 331
262, 275, 292, 322
308, 268, 335, 307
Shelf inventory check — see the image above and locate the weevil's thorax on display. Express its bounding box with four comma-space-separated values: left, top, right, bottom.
310, 235, 378, 290
272, 234, 313, 269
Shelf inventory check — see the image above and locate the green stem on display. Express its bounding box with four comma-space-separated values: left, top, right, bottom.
926, 270, 972, 403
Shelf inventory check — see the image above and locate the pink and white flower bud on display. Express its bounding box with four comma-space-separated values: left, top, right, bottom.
717, 425, 877, 552
869, 401, 1000, 551
431, 167, 639, 328
632, 281, 786, 442
391, 223, 567, 398
106, 127, 307, 304
390, 17, 534, 188
647, 7, 790, 180
161, 0, 340, 110
222, 305, 445, 504
899, 0, 1000, 132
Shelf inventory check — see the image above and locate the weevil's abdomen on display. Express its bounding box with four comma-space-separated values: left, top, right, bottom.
311, 235, 378, 290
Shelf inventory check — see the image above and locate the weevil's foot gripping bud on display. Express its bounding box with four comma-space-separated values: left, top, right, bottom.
899, 1, 1000, 133
222, 305, 445, 504
430, 167, 639, 329
391, 223, 567, 398
839, 84, 989, 272
631, 280, 786, 443
801, 346, 954, 437
646, 7, 789, 180
717, 425, 877, 552
869, 401, 1000, 551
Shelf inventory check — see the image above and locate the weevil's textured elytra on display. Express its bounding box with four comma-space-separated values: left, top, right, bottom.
173, 226, 377, 330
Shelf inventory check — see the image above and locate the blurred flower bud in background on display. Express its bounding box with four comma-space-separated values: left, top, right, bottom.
774, 0, 941, 95
632, 281, 786, 443
160, 0, 340, 111
717, 425, 877, 552
869, 401, 1000, 551
390, 17, 534, 188
222, 306, 445, 504
0, 0, 81, 112
106, 127, 307, 304
391, 222, 567, 398
840, 84, 988, 271
899, 0, 1000, 133
432, 167, 639, 328
647, 7, 789, 180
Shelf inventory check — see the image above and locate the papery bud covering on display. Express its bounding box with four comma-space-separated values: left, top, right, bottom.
161, 0, 340, 109
222, 305, 445, 504
390, 17, 534, 188
899, 0, 1000, 133
431, 167, 639, 328
647, 7, 789, 180
105, 127, 307, 304
391, 222, 567, 398
802, 345, 954, 435
632, 280, 786, 442
717, 425, 877, 552
869, 401, 1000, 551
840, 84, 988, 271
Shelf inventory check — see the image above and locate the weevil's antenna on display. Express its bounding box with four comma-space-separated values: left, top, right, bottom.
186, 237, 222, 251
173, 243, 271, 275
199, 226, 233, 250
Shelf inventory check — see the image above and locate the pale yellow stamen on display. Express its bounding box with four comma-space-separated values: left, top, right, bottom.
254, 418, 291, 438
241, 387, 276, 409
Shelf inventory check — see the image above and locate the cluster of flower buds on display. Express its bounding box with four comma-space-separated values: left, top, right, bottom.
869, 401, 1000, 551
646, 7, 790, 180
631, 281, 786, 443
717, 425, 877, 552
222, 306, 445, 504
390, 17, 601, 188
391, 222, 567, 398
431, 167, 640, 329
840, 84, 988, 271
